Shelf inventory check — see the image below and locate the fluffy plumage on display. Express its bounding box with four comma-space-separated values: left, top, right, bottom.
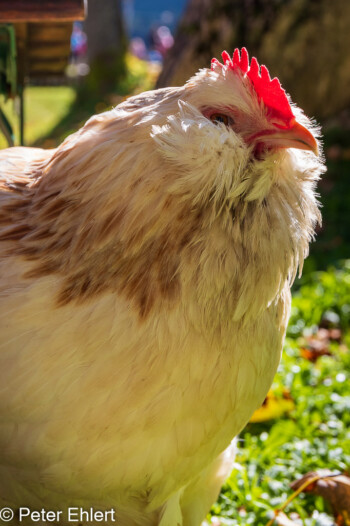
0, 50, 325, 525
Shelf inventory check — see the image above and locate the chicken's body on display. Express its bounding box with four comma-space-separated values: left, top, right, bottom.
0, 51, 324, 525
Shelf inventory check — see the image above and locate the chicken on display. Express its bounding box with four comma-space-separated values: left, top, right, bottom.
0, 48, 324, 525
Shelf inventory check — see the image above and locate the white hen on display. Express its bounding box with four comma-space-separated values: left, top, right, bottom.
0, 48, 325, 525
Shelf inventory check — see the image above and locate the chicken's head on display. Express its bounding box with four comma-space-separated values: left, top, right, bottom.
151, 47, 323, 211
209, 48, 318, 155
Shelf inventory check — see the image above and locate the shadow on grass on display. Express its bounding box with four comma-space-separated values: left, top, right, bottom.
32, 58, 154, 149
31, 87, 107, 149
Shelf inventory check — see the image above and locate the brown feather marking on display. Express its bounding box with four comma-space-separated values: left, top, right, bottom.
24, 228, 52, 241
24, 261, 61, 279
39, 198, 75, 221
55, 208, 201, 318
1, 199, 28, 214
138, 289, 155, 319
0, 145, 202, 319
97, 206, 127, 243
158, 256, 180, 300
0, 224, 31, 241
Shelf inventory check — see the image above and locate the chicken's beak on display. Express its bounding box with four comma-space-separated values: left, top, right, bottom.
251, 120, 319, 156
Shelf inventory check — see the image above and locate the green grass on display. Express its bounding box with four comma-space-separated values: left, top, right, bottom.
0, 54, 155, 151
212, 262, 350, 525
24, 86, 77, 147
0, 86, 76, 149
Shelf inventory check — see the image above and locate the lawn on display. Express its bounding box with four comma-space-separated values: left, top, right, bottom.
212, 262, 350, 525
0, 54, 156, 150
0, 86, 76, 149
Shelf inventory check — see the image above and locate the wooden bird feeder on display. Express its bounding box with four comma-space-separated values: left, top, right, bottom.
0, 0, 86, 146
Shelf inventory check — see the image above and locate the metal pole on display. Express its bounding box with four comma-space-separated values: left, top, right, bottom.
19, 86, 24, 145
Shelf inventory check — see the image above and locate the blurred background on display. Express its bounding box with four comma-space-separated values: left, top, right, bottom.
0, 1, 349, 525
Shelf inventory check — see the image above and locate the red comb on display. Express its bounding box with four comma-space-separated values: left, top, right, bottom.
211, 48, 295, 128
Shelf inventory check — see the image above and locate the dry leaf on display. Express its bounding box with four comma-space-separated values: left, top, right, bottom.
250, 389, 294, 423
300, 346, 331, 362
274, 512, 301, 526
300, 327, 341, 362
202, 518, 222, 526
291, 470, 350, 525
319, 328, 342, 341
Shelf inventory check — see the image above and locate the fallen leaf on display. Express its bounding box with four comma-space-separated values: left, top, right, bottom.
300, 345, 331, 362
202, 518, 222, 526
291, 470, 350, 525
250, 389, 294, 423
274, 512, 300, 526
319, 328, 342, 341
300, 327, 341, 362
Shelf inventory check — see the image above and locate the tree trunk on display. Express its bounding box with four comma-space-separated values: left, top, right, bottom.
157, 0, 350, 121
85, 0, 127, 95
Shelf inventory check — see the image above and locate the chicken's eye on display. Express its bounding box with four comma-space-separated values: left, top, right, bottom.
210, 113, 231, 126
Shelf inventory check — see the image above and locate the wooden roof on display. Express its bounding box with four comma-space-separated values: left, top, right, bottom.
0, 0, 86, 83
0, 0, 85, 22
